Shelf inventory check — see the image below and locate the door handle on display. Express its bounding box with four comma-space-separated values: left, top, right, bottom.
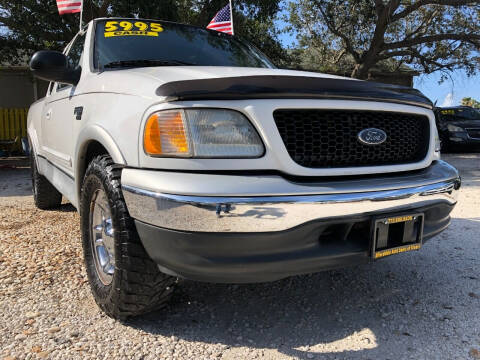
45, 109, 52, 120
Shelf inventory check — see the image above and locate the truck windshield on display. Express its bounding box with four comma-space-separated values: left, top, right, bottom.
94, 19, 275, 69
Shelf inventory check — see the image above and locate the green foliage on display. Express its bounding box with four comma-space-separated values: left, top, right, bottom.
0, 0, 286, 66
461, 97, 480, 108
288, 0, 480, 79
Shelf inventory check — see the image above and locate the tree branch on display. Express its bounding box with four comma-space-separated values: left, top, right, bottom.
99, 0, 113, 17
392, 0, 479, 21
378, 49, 414, 59
334, 49, 347, 63
384, 33, 480, 49
385, 0, 402, 17
375, 0, 385, 18
0, 15, 17, 29
404, 9, 439, 39
317, 6, 361, 62
378, 47, 471, 74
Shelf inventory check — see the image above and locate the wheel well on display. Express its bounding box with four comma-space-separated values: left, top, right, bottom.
77, 141, 109, 193
75, 136, 127, 209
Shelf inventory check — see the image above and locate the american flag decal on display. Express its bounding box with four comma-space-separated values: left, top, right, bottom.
206, 3, 234, 35
56, 0, 82, 15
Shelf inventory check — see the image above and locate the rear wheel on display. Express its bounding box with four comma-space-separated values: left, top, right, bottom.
80, 155, 176, 319
30, 150, 62, 209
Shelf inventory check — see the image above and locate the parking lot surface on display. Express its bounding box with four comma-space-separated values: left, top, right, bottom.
0, 154, 479, 360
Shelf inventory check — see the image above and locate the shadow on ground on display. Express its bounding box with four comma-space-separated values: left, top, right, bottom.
126, 217, 480, 359
0, 168, 31, 197
0, 168, 75, 212
52, 203, 76, 212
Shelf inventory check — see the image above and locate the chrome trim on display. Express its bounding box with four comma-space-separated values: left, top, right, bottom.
122, 160, 458, 197
122, 176, 460, 233
357, 128, 387, 146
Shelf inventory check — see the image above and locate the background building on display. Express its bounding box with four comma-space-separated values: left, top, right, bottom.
0, 62, 48, 155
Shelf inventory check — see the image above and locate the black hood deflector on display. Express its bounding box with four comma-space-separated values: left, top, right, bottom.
156, 75, 432, 109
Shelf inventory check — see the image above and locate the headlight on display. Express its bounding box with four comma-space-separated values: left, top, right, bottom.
143, 109, 264, 158
447, 124, 465, 132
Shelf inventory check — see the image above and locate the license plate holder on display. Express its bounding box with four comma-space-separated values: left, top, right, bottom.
371, 213, 424, 260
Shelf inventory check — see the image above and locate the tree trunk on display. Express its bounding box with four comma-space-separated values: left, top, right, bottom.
351, 63, 371, 80
350, 2, 393, 80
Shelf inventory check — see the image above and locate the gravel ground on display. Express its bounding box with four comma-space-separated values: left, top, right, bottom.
0, 154, 479, 360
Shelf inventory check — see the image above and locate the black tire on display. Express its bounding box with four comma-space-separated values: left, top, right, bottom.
80, 155, 176, 320
30, 150, 62, 210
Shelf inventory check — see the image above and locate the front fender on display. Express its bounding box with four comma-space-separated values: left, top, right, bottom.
75, 125, 126, 203
75, 125, 126, 167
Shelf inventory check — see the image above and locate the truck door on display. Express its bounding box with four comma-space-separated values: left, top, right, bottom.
41, 32, 86, 176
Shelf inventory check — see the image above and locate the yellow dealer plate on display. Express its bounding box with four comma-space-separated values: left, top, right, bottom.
386, 215, 413, 224
374, 243, 422, 259
372, 213, 424, 260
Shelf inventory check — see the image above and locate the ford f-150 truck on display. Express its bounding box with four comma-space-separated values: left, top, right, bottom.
28, 18, 461, 319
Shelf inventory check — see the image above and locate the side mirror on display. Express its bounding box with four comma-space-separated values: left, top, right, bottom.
30, 50, 81, 85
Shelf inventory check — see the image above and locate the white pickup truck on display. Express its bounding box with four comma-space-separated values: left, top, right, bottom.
28, 18, 461, 319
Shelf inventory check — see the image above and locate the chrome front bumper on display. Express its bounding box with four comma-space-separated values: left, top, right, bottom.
121, 160, 460, 233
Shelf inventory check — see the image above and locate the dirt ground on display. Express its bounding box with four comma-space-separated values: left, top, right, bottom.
0, 154, 479, 360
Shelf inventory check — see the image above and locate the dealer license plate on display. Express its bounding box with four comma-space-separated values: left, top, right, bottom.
372, 213, 424, 259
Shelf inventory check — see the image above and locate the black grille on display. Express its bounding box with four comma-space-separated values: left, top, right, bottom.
273, 110, 430, 168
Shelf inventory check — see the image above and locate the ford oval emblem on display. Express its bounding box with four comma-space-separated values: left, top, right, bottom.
357, 128, 387, 145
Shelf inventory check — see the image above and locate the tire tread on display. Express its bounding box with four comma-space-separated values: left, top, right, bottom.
81, 155, 175, 319
30, 151, 62, 210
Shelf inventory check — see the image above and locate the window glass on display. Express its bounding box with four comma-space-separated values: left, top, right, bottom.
67, 33, 86, 69
57, 32, 86, 91
94, 19, 274, 69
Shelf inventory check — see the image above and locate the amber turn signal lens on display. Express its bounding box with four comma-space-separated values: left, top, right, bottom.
143, 110, 190, 156
144, 113, 161, 154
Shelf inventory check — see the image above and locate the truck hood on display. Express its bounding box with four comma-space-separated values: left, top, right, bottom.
126, 66, 349, 83
87, 66, 432, 108
88, 66, 348, 96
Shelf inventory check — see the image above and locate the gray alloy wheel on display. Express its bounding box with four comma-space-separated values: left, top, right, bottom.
89, 188, 115, 286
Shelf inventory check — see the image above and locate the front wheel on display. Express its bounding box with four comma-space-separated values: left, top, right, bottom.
80, 155, 176, 319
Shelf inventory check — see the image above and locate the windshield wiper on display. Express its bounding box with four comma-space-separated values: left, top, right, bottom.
103, 59, 194, 69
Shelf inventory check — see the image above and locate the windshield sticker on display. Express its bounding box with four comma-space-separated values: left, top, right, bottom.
104, 21, 164, 37
441, 110, 455, 115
